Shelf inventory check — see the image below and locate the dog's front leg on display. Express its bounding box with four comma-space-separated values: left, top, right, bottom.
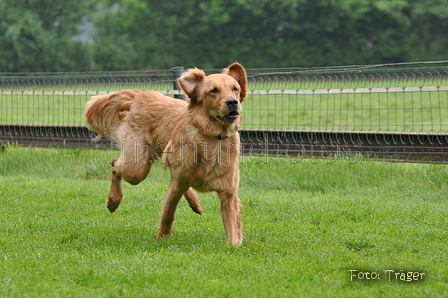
218, 191, 243, 246
157, 179, 188, 241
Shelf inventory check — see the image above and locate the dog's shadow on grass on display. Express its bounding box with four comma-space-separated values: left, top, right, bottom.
56, 221, 233, 254
56, 197, 238, 253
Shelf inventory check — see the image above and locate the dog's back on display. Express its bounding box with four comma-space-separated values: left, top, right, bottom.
84, 89, 187, 145
127, 90, 187, 144
84, 89, 138, 140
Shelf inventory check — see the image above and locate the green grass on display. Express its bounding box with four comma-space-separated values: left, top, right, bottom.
2, 77, 448, 131
242, 91, 448, 131
0, 94, 89, 126
0, 147, 447, 297
2, 90, 448, 131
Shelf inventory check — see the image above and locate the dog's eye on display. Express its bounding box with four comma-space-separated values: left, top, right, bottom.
233, 86, 238, 91
210, 88, 219, 94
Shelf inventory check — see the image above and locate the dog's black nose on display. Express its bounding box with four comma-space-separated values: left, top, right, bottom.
226, 98, 238, 108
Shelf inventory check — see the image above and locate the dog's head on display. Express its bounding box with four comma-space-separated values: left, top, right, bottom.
178, 63, 247, 138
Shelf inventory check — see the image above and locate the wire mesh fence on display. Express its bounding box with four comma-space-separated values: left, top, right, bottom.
1, 61, 448, 162
0, 69, 175, 126
1, 61, 448, 132
244, 61, 448, 132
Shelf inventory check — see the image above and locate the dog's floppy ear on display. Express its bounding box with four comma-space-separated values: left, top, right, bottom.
178, 68, 206, 105
224, 62, 248, 101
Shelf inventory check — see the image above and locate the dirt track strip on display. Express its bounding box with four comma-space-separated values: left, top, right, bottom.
1, 125, 448, 163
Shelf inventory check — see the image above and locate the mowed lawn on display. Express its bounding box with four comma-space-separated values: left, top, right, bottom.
0, 147, 447, 297
2, 89, 448, 132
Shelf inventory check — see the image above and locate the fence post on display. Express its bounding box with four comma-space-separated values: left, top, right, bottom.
171, 67, 185, 100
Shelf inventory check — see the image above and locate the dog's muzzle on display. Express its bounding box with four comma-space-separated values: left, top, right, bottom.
216, 98, 240, 123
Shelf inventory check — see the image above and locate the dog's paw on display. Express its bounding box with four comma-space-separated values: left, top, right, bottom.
106, 198, 121, 213
190, 205, 203, 215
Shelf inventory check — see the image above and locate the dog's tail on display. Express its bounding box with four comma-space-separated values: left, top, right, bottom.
83, 89, 140, 140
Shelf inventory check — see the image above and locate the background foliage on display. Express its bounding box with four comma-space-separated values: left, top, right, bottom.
1, 0, 448, 71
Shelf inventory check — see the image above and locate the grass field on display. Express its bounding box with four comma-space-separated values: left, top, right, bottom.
2, 90, 448, 132
0, 146, 447, 297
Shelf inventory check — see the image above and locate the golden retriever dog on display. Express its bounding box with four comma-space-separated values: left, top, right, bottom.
84, 63, 247, 245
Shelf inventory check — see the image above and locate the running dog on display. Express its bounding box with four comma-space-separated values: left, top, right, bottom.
84, 63, 247, 245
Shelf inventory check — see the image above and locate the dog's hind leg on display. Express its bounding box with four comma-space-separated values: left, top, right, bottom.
107, 158, 123, 213
107, 132, 152, 212
184, 187, 202, 215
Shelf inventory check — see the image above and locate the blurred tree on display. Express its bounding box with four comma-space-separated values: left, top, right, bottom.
93, 0, 438, 69
406, 0, 448, 61
1, 0, 447, 71
0, 0, 94, 72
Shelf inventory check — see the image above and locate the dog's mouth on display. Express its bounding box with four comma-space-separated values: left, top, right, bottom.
216, 111, 239, 123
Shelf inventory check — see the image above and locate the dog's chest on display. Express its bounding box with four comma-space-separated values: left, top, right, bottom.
188, 162, 235, 192
175, 146, 237, 192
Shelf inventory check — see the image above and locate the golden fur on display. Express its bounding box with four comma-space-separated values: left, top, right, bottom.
83, 63, 247, 245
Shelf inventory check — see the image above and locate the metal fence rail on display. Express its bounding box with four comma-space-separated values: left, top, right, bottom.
2, 125, 448, 163
1, 61, 448, 162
